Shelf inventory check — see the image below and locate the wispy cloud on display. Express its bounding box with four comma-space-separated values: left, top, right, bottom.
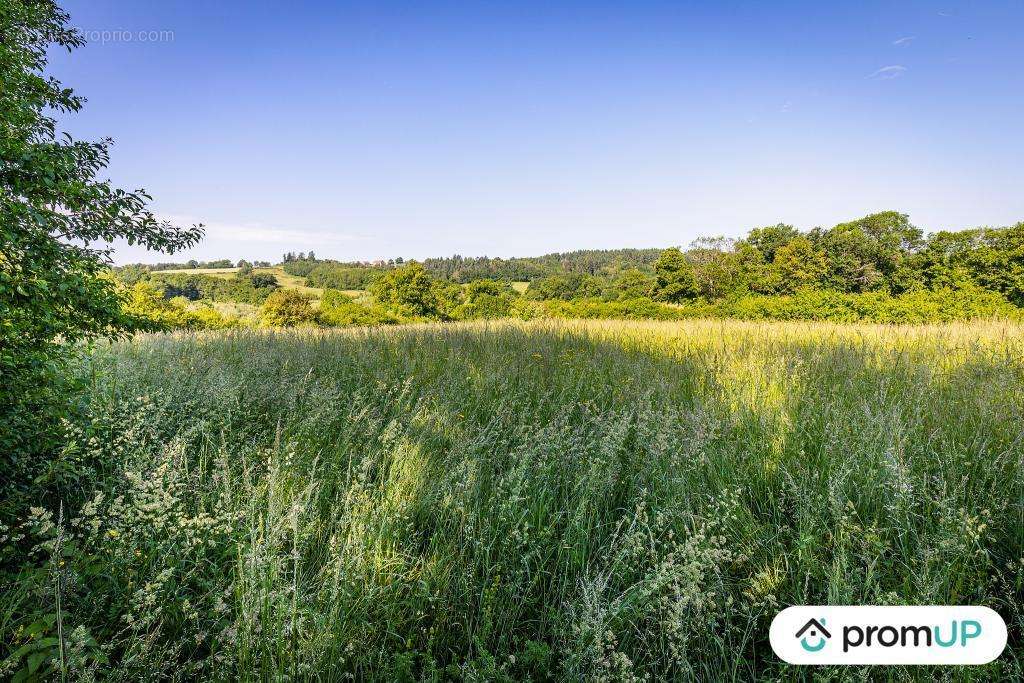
779, 100, 792, 113
867, 65, 907, 80
938, 10, 953, 17
163, 215, 359, 246
892, 36, 915, 46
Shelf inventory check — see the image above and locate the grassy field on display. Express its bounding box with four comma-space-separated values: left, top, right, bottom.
161, 266, 328, 299
9, 320, 1023, 680
159, 266, 242, 276
159, 269, 522, 304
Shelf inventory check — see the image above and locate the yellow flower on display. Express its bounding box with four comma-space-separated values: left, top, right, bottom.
107, 529, 120, 538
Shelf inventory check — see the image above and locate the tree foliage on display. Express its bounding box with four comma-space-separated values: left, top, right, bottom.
259, 289, 319, 327
369, 262, 445, 318
653, 247, 699, 302
1, 0, 201, 502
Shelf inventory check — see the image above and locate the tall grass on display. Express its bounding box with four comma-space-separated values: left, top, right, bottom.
3, 320, 1022, 680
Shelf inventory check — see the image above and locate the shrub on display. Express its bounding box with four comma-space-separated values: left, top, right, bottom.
696, 286, 1023, 323
259, 290, 319, 327
504, 288, 1022, 324
536, 297, 690, 321
121, 282, 233, 330
319, 290, 401, 326
453, 294, 515, 320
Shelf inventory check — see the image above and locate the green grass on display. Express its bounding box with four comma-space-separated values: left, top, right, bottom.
5, 320, 1023, 680
255, 267, 326, 298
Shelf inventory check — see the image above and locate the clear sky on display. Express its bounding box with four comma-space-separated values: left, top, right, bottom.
49, 1, 1024, 265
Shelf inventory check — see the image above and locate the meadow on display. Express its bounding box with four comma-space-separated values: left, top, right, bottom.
161, 266, 330, 298
4, 320, 1023, 681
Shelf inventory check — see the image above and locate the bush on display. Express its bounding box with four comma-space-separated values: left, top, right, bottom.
452, 290, 516, 320
504, 288, 1023, 324
533, 297, 689, 321
319, 290, 402, 326
694, 286, 1023, 324
259, 290, 320, 327
121, 282, 234, 330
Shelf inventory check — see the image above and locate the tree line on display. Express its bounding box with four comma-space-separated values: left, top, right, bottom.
264, 211, 1024, 306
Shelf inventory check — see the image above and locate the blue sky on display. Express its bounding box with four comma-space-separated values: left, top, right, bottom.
50, 1, 1024, 264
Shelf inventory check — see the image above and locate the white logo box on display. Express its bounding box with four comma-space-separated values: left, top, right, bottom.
770, 606, 1007, 665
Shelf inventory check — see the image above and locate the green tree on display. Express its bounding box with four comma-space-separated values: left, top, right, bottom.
816, 226, 882, 292
260, 289, 319, 327
431, 279, 464, 320
734, 241, 776, 294
608, 268, 655, 300
967, 223, 1024, 305
819, 211, 923, 292
772, 236, 826, 293
1, 0, 202, 501
687, 237, 744, 300
526, 273, 604, 301
453, 279, 517, 319
744, 223, 800, 262
369, 262, 440, 317
248, 273, 280, 290
652, 248, 699, 302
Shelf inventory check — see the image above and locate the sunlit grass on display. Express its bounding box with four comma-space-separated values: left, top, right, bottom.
8, 319, 1022, 680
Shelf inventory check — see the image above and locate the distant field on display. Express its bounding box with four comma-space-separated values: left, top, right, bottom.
158, 268, 529, 301
160, 266, 240, 276
160, 265, 328, 298
44, 319, 1024, 680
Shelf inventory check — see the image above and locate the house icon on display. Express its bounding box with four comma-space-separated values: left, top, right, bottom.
795, 618, 831, 652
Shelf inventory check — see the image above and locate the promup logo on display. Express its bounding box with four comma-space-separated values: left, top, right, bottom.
770, 606, 1006, 665
795, 618, 830, 652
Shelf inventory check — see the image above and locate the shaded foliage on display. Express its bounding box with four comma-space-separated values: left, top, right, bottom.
150, 272, 278, 304
0, 0, 200, 513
